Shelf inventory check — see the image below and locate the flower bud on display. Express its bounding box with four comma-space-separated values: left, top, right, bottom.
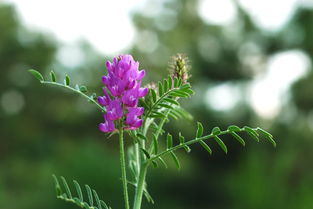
169, 53, 191, 83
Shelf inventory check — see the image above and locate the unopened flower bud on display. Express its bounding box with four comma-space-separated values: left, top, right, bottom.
168, 53, 191, 83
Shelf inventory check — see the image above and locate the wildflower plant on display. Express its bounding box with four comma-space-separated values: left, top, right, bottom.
29, 54, 276, 209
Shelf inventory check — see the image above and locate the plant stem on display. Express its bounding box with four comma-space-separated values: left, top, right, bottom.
134, 143, 140, 176
119, 127, 130, 209
148, 129, 239, 162
42, 81, 106, 112
133, 163, 148, 209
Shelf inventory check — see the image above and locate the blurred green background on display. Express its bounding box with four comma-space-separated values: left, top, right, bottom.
1, 0, 313, 208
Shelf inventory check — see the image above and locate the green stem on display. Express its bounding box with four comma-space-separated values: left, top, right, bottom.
133, 163, 148, 209
42, 81, 106, 112
148, 129, 236, 162
143, 85, 181, 122
134, 143, 140, 176
131, 117, 153, 209
148, 109, 171, 153
119, 127, 130, 209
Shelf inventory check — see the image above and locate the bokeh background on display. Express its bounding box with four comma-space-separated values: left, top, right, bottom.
1, 0, 313, 208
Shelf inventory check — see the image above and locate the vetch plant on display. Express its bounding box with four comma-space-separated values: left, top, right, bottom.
29, 54, 276, 209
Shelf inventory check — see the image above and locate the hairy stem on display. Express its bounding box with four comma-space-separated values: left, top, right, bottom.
41, 81, 106, 112
133, 163, 148, 209
119, 127, 130, 209
148, 130, 233, 162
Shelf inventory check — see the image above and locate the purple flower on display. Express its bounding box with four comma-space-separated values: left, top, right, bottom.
125, 107, 144, 130
106, 99, 123, 121
97, 88, 111, 106
99, 114, 116, 132
122, 81, 148, 107
98, 55, 148, 132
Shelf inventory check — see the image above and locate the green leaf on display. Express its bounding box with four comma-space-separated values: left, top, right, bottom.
169, 91, 189, 98
174, 77, 179, 88
163, 79, 169, 92
164, 98, 179, 105
178, 132, 185, 144
28, 69, 44, 82
214, 136, 228, 153
257, 127, 276, 147
183, 145, 191, 153
180, 83, 191, 89
90, 93, 97, 101
141, 148, 151, 159
230, 132, 246, 146
244, 126, 259, 142
83, 202, 90, 209
244, 126, 259, 136
143, 187, 154, 204
170, 152, 181, 169
227, 125, 241, 132
169, 109, 181, 118
153, 134, 158, 154
150, 111, 166, 118
178, 78, 183, 86
256, 127, 272, 137
159, 103, 173, 109
65, 74, 70, 85
152, 160, 158, 168
73, 197, 81, 205
100, 200, 109, 209
196, 122, 204, 138
79, 85, 88, 93
61, 176, 72, 199
199, 140, 212, 155
50, 71, 56, 82
158, 157, 168, 168
168, 112, 178, 120
167, 134, 173, 149
93, 189, 102, 209
52, 174, 62, 196
136, 133, 147, 141
85, 184, 93, 206
173, 90, 190, 97
212, 127, 221, 135
73, 180, 83, 202
168, 76, 173, 89
158, 81, 163, 96
151, 89, 157, 103
183, 89, 194, 95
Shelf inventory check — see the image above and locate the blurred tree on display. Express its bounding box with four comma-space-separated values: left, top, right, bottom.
0, 3, 123, 209
129, 1, 313, 209
1, 0, 313, 209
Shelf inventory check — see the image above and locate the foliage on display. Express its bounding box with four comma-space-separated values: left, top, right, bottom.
29, 55, 276, 209
5, 0, 313, 208
28, 69, 105, 112
52, 175, 111, 209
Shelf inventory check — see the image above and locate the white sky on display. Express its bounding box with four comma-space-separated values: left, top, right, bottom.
3, 0, 312, 118
4, 0, 147, 55
205, 83, 240, 112
249, 50, 310, 119
6, 0, 306, 53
